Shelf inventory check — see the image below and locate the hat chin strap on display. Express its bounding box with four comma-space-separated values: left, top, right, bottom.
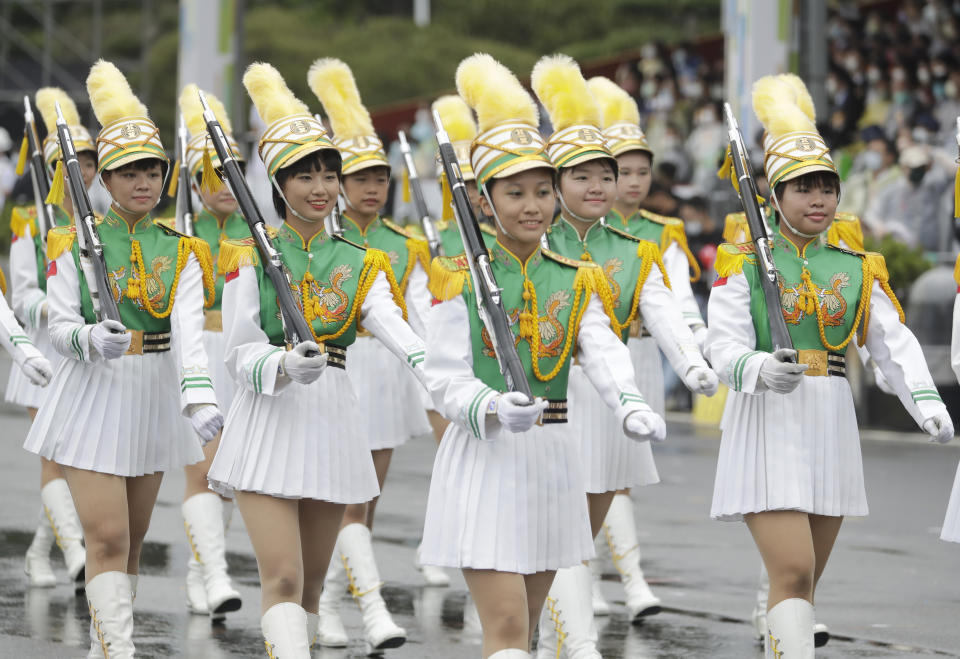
481, 183, 518, 242
770, 190, 821, 239
271, 178, 319, 224
557, 190, 600, 226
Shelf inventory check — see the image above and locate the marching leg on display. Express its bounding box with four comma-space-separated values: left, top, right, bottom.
752, 563, 769, 642
40, 478, 87, 590
24, 506, 57, 588
539, 564, 600, 659
764, 598, 814, 659
589, 535, 610, 617
316, 534, 349, 647
339, 522, 407, 653
603, 494, 661, 621
85, 571, 135, 659
261, 601, 311, 659
182, 492, 242, 618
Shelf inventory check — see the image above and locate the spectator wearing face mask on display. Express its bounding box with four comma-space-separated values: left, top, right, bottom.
840, 130, 901, 225
867, 144, 952, 250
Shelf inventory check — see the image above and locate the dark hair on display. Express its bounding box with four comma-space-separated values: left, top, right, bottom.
561, 157, 619, 182
103, 156, 166, 178
77, 149, 98, 167
272, 149, 342, 219
345, 165, 390, 179
773, 170, 841, 202
484, 166, 557, 195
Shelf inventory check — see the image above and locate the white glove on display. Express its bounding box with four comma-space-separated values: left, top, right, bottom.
922, 412, 954, 444
624, 409, 667, 443
692, 325, 708, 351
873, 366, 895, 395
190, 404, 224, 445
495, 391, 549, 433
89, 319, 130, 359
21, 355, 53, 387
758, 348, 808, 394
280, 341, 327, 385
681, 364, 719, 396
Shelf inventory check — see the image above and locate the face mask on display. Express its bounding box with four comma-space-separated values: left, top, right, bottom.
844, 55, 859, 72
641, 81, 657, 98
825, 78, 839, 95
946, 80, 958, 99
867, 68, 882, 83
917, 68, 931, 84
860, 149, 883, 172
894, 90, 910, 106
933, 63, 947, 78
891, 68, 906, 82
908, 166, 926, 185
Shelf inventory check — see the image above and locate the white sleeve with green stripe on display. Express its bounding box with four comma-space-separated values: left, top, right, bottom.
578, 293, 659, 438
865, 279, 948, 428
424, 295, 500, 441
9, 222, 47, 332
171, 255, 217, 410
359, 270, 428, 387
641, 254, 708, 378
46, 250, 96, 363
705, 272, 768, 393
663, 241, 706, 332
222, 263, 287, 396
0, 291, 43, 366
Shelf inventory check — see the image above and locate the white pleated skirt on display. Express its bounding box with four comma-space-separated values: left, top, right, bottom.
23, 352, 202, 476
940, 460, 960, 542
629, 336, 665, 417
347, 335, 429, 450
202, 329, 235, 410
208, 367, 379, 504
568, 364, 659, 493
419, 421, 594, 574
4, 322, 60, 409
711, 375, 867, 521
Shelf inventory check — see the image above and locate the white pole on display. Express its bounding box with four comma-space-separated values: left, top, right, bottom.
414, 0, 430, 27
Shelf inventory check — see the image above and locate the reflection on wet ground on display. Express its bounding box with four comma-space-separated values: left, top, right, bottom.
0, 521, 949, 658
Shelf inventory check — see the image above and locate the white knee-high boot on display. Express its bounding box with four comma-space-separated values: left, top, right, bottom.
41, 479, 86, 589
339, 523, 407, 653
589, 533, 609, 617
261, 601, 310, 658
86, 571, 135, 659
765, 598, 814, 659
24, 506, 56, 587
182, 492, 242, 619
316, 534, 349, 647
603, 494, 660, 621
537, 564, 600, 659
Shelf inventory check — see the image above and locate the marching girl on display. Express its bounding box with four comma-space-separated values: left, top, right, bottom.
706, 74, 953, 657
420, 53, 665, 659
0, 266, 51, 387
307, 58, 430, 648
582, 75, 710, 620
206, 62, 428, 657
175, 84, 247, 620
528, 55, 718, 658
23, 60, 222, 658
9, 88, 90, 591
940, 254, 960, 545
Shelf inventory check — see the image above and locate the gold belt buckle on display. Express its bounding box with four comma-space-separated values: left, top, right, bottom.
203, 310, 223, 332
797, 349, 827, 377
629, 317, 642, 338
125, 329, 144, 356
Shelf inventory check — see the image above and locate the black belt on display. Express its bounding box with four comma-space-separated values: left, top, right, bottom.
125, 330, 170, 355
541, 399, 568, 424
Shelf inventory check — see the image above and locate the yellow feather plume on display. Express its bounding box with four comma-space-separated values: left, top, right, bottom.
531, 54, 600, 131
179, 84, 232, 138
86, 59, 149, 127
431, 95, 477, 143
307, 58, 374, 141
36, 87, 79, 134
778, 73, 816, 122
587, 76, 640, 128
456, 53, 538, 132
242, 62, 309, 126
751, 75, 816, 140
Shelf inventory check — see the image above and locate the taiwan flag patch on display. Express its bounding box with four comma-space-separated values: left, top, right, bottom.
713, 276, 727, 287
46, 260, 57, 277
225, 269, 239, 282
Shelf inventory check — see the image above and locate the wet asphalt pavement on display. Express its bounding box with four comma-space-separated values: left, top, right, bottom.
1, 355, 960, 657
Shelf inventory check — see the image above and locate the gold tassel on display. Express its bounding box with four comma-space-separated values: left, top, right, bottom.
955, 253, 960, 288
441, 172, 454, 221
46, 226, 77, 262
954, 164, 960, 222
200, 149, 223, 194
722, 213, 747, 244
168, 160, 180, 198
216, 239, 259, 275
715, 244, 755, 278
45, 160, 65, 206
15, 135, 28, 176
402, 168, 411, 203
428, 255, 470, 301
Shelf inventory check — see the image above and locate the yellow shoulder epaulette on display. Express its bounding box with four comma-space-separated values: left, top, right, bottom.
428, 253, 472, 301
714, 242, 756, 278
10, 205, 39, 239
0, 264, 6, 296
602, 223, 641, 243
217, 236, 259, 275
856, 250, 904, 345
479, 223, 497, 237
954, 253, 960, 287
46, 225, 77, 262
722, 212, 749, 244
542, 247, 595, 269
638, 208, 683, 227
382, 217, 424, 241
638, 209, 700, 281
827, 212, 865, 251
154, 216, 177, 232
825, 242, 866, 257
